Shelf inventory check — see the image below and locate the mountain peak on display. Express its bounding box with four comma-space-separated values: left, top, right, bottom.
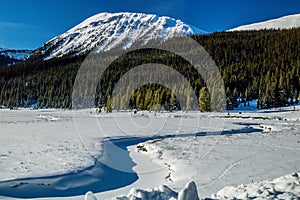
229, 13, 300, 31
30, 12, 204, 60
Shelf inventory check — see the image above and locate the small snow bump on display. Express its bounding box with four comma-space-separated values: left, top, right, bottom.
178, 181, 200, 200
85, 191, 98, 200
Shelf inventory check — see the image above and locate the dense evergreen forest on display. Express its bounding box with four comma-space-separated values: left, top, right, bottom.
0, 28, 299, 111
0, 54, 18, 67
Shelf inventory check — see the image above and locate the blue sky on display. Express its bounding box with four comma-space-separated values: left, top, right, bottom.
0, 0, 299, 49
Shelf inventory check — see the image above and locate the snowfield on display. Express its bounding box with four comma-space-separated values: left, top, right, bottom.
0, 109, 94, 182
0, 105, 299, 199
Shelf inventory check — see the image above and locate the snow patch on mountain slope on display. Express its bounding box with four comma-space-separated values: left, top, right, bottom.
229, 14, 300, 31
30, 12, 204, 60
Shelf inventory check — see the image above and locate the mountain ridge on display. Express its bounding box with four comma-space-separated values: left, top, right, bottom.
0, 48, 32, 66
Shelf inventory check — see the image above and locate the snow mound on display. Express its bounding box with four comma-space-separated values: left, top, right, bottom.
86, 181, 199, 200
85, 191, 98, 200
30, 12, 204, 60
229, 13, 300, 31
212, 172, 300, 199
114, 184, 177, 200
118, 185, 177, 200
178, 181, 200, 200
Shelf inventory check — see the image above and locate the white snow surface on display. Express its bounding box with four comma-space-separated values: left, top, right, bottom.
229, 13, 300, 31
0, 109, 94, 181
0, 105, 299, 200
32, 12, 204, 60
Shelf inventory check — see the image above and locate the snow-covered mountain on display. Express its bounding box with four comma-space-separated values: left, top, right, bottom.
0, 48, 32, 66
30, 12, 204, 60
229, 14, 300, 31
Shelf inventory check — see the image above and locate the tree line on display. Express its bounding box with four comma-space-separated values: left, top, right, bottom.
0, 28, 299, 111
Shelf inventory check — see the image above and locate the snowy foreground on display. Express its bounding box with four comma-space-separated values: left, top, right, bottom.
86, 171, 300, 199
0, 105, 299, 199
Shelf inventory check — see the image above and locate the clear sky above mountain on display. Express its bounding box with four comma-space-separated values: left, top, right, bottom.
0, 0, 299, 49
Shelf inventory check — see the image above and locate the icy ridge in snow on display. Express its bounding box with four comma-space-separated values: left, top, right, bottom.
31, 12, 204, 60
229, 13, 300, 31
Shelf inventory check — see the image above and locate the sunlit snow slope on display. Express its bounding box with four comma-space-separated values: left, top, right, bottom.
229, 14, 300, 31
30, 12, 204, 60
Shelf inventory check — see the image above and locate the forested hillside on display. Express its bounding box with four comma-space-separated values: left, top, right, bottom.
195, 29, 299, 109
0, 28, 299, 110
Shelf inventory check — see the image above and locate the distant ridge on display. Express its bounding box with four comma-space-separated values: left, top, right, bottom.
0, 48, 32, 66
229, 14, 300, 31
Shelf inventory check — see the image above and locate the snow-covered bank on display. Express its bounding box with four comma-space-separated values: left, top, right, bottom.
0, 136, 143, 198
0, 106, 299, 199
0, 109, 213, 199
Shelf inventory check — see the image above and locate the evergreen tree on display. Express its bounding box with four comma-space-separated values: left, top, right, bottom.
170, 91, 175, 112
199, 87, 211, 112
186, 91, 190, 113
106, 96, 112, 113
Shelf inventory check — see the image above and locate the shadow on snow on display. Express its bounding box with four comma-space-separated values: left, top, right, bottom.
0, 127, 262, 198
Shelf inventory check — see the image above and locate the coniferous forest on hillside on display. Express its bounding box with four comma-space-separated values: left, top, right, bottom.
0, 28, 299, 111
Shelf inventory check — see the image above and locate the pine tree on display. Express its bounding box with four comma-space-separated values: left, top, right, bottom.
186, 91, 190, 113
199, 87, 211, 112
106, 96, 112, 113
144, 89, 153, 110
170, 91, 175, 112
153, 90, 161, 113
